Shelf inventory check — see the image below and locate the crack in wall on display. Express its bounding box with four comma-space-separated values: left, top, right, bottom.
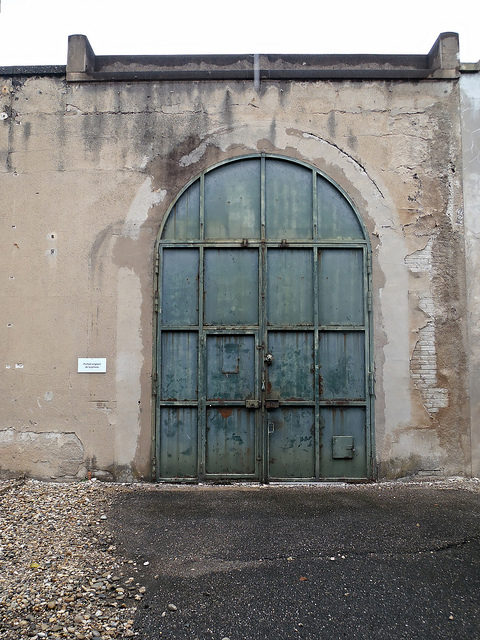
287, 128, 385, 198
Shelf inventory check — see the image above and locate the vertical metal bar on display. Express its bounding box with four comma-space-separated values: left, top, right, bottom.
200, 173, 205, 242
362, 246, 370, 477
365, 245, 375, 478
313, 246, 320, 480
260, 155, 266, 242
198, 173, 206, 480
260, 155, 267, 482
312, 169, 320, 479
153, 246, 162, 481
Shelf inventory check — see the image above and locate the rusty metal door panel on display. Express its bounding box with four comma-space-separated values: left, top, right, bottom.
206, 408, 256, 475
162, 249, 199, 325
160, 332, 198, 401
317, 176, 364, 239
161, 180, 200, 240
318, 249, 364, 325
204, 249, 259, 325
159, 407, 198, 478
267, 332, 314, 400
319, 407, 366, 479
205, 159, 261, 239
267, 249, 314, 325
268, 408, 315, 479
265, 159, 313, 239
318, 332, 365, 400
206, 335, 255, 400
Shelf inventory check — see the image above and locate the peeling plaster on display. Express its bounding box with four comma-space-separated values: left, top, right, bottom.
115, 267, 143, 466
123, 177, 165, 239
405, 238, 448, 415
0, 428, 84, 478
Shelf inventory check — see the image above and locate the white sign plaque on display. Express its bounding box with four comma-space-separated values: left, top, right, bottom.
77, 357, 107, 373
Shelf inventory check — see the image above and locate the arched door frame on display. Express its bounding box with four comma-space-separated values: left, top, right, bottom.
152, 153, 375, 481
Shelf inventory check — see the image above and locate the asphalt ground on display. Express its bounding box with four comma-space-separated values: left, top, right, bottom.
108, 482, 480, 640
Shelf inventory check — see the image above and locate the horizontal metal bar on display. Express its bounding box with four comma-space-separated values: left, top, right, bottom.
203, 329, 258, 335
159, 240, 368, 247
203, 324, 259, 330
268, 477, 317, 482
157, 325, 367, 331
203, 473, 259, 479
157, 401, 199, 406
265, 325, 366, 331
206, 401, 254, 406
159, 325, 200, 330
318, 326, 366, 331
318, 400, 367, 406
268, 401, 315, 406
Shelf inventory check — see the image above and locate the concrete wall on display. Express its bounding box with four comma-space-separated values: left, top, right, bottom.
0, 63, 472, 480
461, 72, 480, 477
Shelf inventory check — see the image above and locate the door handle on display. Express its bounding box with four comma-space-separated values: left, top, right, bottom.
268, 422, 275, 434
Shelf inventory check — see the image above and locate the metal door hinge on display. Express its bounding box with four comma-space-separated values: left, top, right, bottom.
367, 290, 372, 312
368, 371, 375, 395
154, 292, 159, 312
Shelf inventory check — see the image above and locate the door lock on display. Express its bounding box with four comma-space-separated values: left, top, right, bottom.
264, 353, 273, 365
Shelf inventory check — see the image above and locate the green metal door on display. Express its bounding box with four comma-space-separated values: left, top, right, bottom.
155, 156, 373, 481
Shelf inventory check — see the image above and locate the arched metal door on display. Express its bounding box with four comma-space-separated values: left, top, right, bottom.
154, 156, 373, 481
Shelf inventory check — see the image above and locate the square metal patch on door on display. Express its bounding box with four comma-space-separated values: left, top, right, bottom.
332, 436, 355, 459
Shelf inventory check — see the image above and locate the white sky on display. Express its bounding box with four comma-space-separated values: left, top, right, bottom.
0, 0, 479, 66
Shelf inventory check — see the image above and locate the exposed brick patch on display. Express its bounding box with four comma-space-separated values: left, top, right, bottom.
406, 240, 449, 414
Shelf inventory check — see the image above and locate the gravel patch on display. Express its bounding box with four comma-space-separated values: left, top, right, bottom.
0, 479, 141, 640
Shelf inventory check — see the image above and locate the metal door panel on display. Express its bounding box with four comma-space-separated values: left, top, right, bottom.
319, 407, 366, 478
204, 249, 259, 325
206, 408, 256, 475
160, 332, 198, 400
205, 159, 261, 239
159, 407, 197, 478
318, 332, 365, 400
268, 408, 315, 478
267, 332, 314, 400
317, 176, 364, 239
156, 156, 372, 482
318, 249, 364, 325
206, 335, 255, 400
267, 249, 314, 325
162, 249, 199, 325
265, 159, 313, 239
162, 181, 200, 240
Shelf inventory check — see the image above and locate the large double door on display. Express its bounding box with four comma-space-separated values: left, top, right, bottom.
155, 156, 373, 481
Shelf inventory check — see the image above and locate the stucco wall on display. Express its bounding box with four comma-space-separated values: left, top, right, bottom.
0, 72, 471, 480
